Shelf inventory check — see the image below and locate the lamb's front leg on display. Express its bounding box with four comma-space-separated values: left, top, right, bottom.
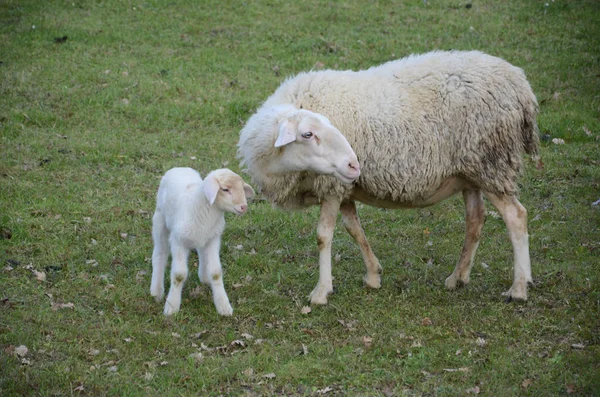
164, 243, 189, 316
203, 236, 233, 316
309, 197, 341, 305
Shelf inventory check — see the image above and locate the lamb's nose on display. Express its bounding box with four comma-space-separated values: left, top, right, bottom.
239, 205, 247, 213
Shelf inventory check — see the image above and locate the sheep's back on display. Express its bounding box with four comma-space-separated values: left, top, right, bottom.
281, 51, 538, 202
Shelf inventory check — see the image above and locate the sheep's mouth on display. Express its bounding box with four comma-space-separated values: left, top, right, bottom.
334, 170, 359, 184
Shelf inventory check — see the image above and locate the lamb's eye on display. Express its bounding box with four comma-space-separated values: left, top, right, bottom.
301, 132, 313, 139
221, 188, 230, 192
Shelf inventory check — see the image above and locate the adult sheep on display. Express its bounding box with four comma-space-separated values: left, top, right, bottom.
238, 50, 540, 305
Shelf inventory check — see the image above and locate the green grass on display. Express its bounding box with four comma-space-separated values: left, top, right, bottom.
1, 0, 599, 395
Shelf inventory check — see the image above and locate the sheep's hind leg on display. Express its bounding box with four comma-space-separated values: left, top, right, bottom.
310, 198, 341, 305
203, 236, 233, 316
164, 242, 189, 316
445, 189, 485, 290
150, 211, 169, 302
484, 192, 532, 301
340, 201, 382, 289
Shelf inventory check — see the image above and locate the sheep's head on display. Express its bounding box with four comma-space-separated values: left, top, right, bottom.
203, 169, 255, 215
271, 108, 360, 184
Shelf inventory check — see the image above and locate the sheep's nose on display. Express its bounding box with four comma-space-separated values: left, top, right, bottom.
238, 204, 247, 214
348, 161, 360, 176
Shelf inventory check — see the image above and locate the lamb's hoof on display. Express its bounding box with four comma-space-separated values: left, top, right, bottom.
150, 286, 164, 302
309, 284, 332, 305
216, 304, 233, 316
364, 273, 382, 289
445, 273, 469, 290
502, 283, 528, 302
163, 304, 180, 316
215, 296, 234, 316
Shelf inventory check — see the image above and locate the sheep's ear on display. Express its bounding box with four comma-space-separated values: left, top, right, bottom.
203, 174, 220, 205
243, 183, 255, 199
274, 120, 296, 147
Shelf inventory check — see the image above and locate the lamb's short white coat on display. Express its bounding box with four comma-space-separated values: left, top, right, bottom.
150, 167, 254, 316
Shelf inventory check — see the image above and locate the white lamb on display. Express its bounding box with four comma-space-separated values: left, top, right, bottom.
150, 167, 255, 316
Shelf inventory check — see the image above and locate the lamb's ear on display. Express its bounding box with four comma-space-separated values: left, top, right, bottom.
274, 120, 296, 147
243, 183, 255, 199
203, 174, 220, 205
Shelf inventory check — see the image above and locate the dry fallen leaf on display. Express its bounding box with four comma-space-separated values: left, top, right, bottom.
552, 138, 565, 145
582, 126, 592, 136
535, 158, 545, 170
135, 270, 147, 282
189, 285, 202, 298
571, 343, 585, 350
243, 368, 254, 377
15, 345, 28, 357
301, 306, 312, 314
443, 367, 469, 373
421, 317, 433, 326
241, 333, 253, 340
521, 378, 534, 389
475, 337, 486, 347
566, 383, 577, 394
262, 372, 276, 379
51, 302, 74, 311
316, 386, 333, 394
188, 352, 203, 361
338, 319, 358, 332
301, 343, 308, 356
466, 386, 480, 394
362, 336, 373, 348
33, 270, 46, 281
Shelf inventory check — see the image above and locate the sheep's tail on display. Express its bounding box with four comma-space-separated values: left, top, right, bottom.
522, 101, 541, 162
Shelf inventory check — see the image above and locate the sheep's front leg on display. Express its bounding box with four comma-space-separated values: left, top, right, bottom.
202, 236, 233, 316
310, 198, 341, 305
164, 242, 189, 316
484, 192, 532, 301
150, 211, 169, 302
340, 201, 382, 289
445, 189, 485, 290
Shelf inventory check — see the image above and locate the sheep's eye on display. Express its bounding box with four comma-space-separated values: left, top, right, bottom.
301, 132, 313, 139
221, 188, 230, 192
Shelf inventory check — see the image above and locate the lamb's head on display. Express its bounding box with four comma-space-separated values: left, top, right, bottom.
271, 108, 360, 184
203, 169, 255, 215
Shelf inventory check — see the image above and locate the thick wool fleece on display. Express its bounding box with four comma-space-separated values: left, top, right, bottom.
239, 50, 539, 208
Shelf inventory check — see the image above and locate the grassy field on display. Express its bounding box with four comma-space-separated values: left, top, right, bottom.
1, 0, 599, 395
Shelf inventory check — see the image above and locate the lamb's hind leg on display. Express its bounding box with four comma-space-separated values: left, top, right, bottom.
484, 192, 532, 301
340, 201, 382, 289
150, 211, 169, 302
445, 189, 485, 290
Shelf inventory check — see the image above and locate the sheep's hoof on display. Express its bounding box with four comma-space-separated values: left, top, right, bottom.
309, 285, 332, 305
364, 273, 381, 289
445, 273, 469, 290
502, 282, 528, 302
